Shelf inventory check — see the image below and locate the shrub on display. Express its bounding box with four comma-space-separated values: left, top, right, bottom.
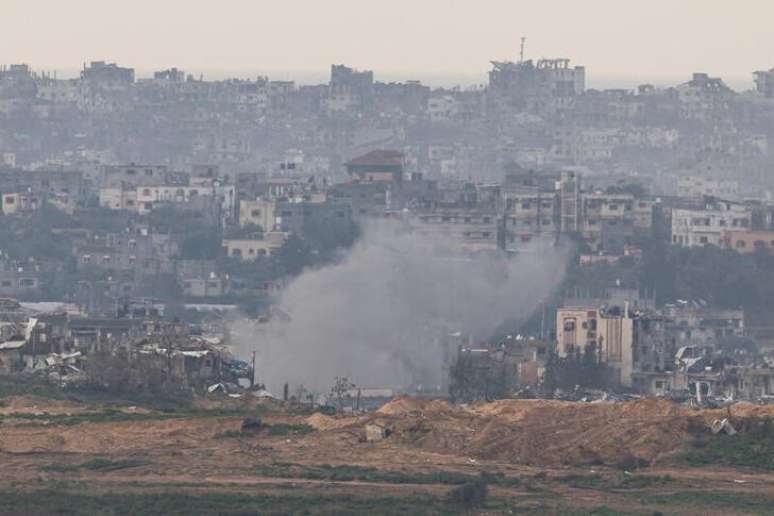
447, 479, 488, 510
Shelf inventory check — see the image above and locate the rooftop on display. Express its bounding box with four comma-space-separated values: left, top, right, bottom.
346, 150, 404, 168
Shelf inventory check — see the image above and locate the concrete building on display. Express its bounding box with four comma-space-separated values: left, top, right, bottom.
99, 187, 138, 211
101, 164, 168, 189
345, 150, 404, 184
326, 64, 373, 114
754, 68, 774, 98
556, 304, 634, 387
677, 176, 740, 200
671, 199, 751, 247
80, 61, 134, 88
238, 198, 276, 230
502, 191, 558, 248
1, 193, 41, 215
223, 232, 288, 260
410, 208, 499, 252
722, 230, 774, 254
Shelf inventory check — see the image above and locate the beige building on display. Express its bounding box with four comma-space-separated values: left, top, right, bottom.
222, 232, 288, 261
1, 193, 41, 215
722, 230, 774, 254
556, 305, 634, 387
411, 209, 498, 252
502, 192, 558, 248
238, 199, 276, 230
99, 187, 138, 211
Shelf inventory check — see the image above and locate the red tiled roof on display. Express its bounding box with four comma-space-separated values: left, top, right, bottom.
346, 150, 404, 168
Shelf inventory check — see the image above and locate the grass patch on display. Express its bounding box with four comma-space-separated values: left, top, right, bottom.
0, 487, 461, 515
3, 406, 276, 427
680, 424, 774, 471
554, 474, 608, 489
0, 375, 65, 400
554, 473, 674, 491
40, 458, 145, 473
214, 423, 316, 439
254, 463, 521, 486
641, 491, 774, 513
5, 409, 177, 427
266, 423, 316, 436
619, 474, 673, 489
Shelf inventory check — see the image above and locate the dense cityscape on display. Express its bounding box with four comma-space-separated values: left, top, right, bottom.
3, 10, 774, 513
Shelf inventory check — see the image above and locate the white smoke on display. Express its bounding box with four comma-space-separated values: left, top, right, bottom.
232, 221, 570, 394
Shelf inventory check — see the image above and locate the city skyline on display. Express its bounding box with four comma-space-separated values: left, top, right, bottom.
3, 0, 773, 89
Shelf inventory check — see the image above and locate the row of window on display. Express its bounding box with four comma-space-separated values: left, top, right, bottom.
420, 216, 493, 224
0, 278, 36, 288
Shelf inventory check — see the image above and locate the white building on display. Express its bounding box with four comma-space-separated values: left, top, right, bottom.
671, 200, 751, 247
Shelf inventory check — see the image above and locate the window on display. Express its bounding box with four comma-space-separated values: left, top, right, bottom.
736, 240, 746, 248
482, 232, 491, 239
655, 381, 664, 389
1, 280, 11, 287
699, 236, 708, 244
145, 169, 153, 176
142, 189, 151, 196
4, 197, 14, 204
251, 209, 262, 217
19, 278, 35, 288
483, 217, 491, 224
521, 202, 531, 209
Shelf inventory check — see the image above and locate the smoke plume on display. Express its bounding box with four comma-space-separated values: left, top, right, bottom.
232, 221, 570, 394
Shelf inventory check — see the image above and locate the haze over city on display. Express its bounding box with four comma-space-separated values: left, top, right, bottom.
4, 0, 774, 88
3, 2, 774, 514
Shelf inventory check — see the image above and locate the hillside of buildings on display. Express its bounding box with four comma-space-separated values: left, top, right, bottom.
3, 54, 774, 513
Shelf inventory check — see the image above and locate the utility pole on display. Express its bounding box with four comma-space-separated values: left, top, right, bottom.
250, 349, 256, 388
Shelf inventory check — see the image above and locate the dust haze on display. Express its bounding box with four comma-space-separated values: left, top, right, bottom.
233, 221, 570, 394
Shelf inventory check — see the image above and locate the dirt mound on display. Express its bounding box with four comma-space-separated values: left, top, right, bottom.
376, 395, 426, 416
305, 412, 360, 431
361, 397, 735, 467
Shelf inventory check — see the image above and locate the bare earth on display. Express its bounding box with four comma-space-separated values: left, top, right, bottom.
1, 394, 773, 515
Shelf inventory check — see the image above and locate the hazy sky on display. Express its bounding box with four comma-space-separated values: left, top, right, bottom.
3, 0, 773, 88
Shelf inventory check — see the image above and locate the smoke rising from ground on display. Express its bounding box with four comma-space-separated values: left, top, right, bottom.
233, 221, 570, 394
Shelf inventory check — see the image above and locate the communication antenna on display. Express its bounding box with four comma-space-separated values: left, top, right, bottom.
519, 36, 527, 64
